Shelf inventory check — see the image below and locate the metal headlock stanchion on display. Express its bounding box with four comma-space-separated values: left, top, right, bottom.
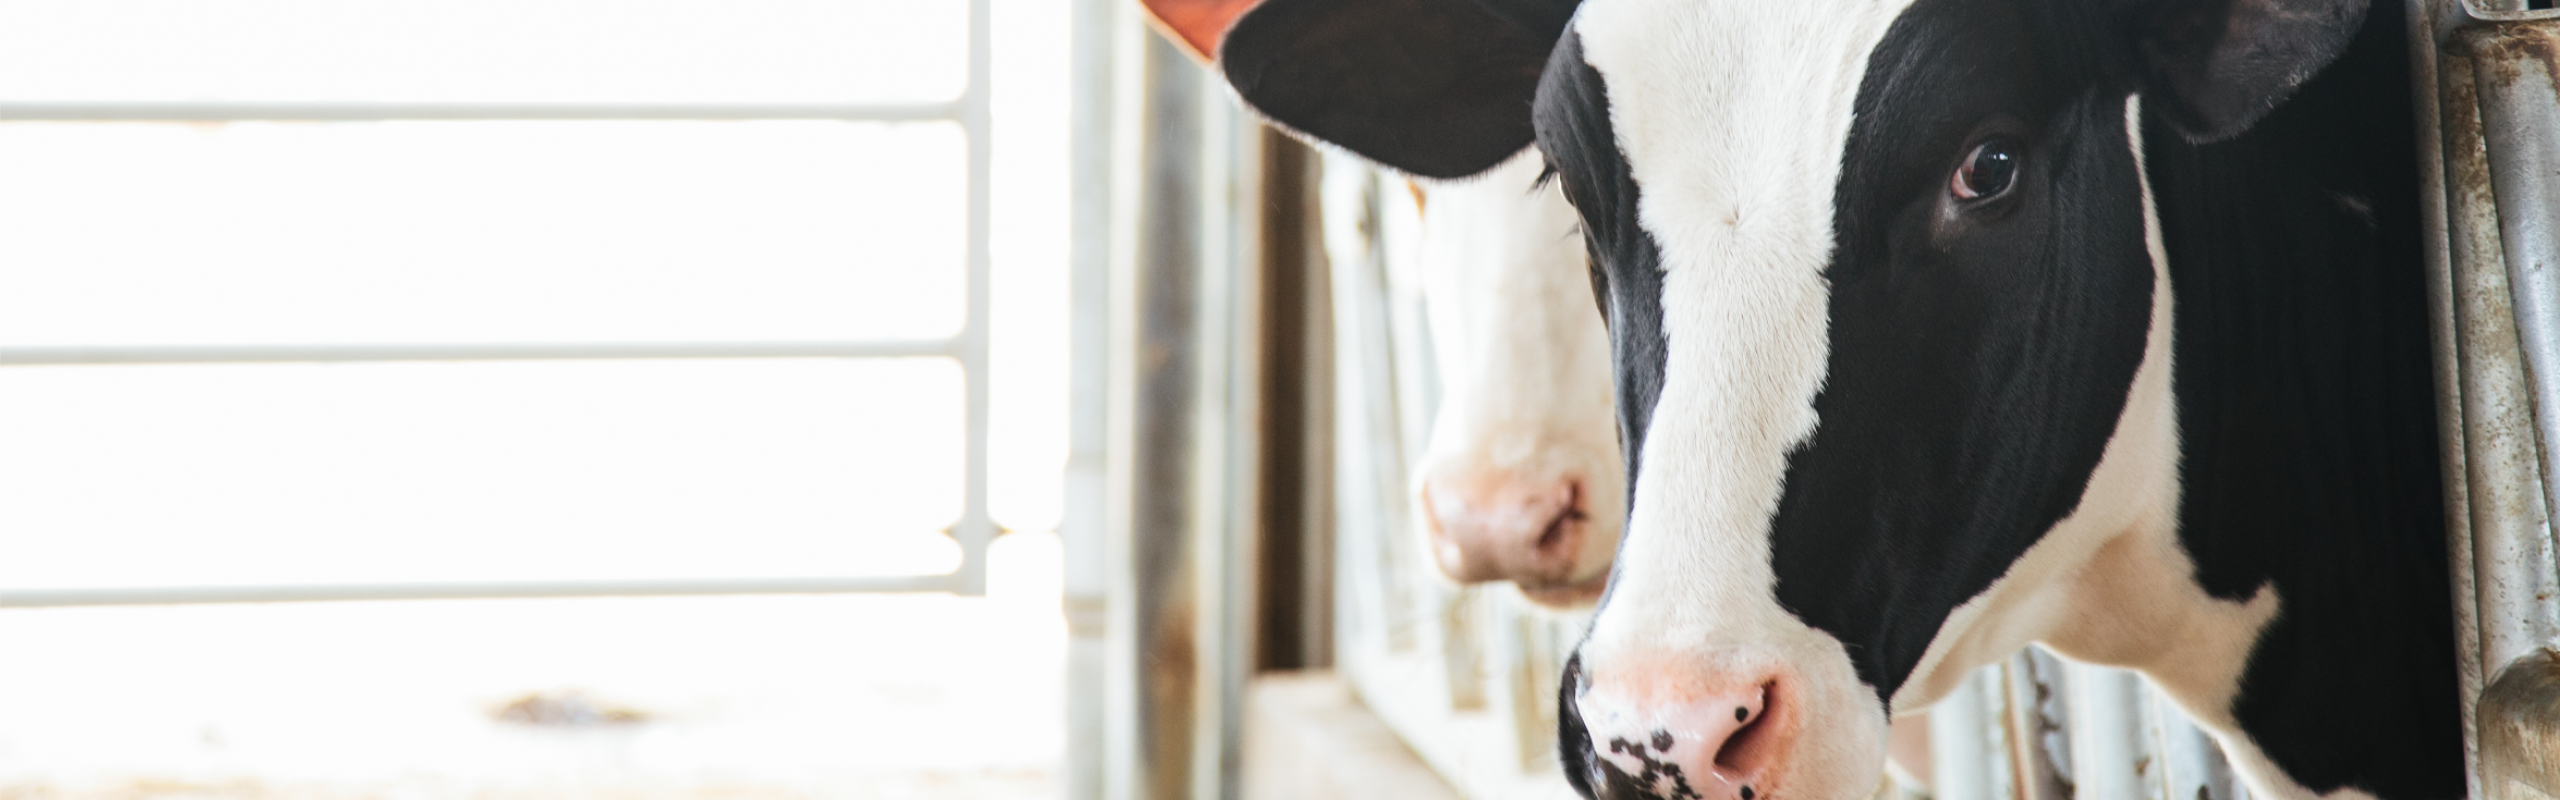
2412, 0, 2560, 796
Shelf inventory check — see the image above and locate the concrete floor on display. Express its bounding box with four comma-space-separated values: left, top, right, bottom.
0, 542, 1065, 800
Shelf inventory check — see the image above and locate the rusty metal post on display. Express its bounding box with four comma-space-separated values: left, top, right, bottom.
2414, 0, 2560, 794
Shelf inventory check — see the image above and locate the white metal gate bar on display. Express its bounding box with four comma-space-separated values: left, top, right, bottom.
0, 341, 961, 365
0, 575, 959, 609
0, 102, 962, 122
0, 0, 1003, 606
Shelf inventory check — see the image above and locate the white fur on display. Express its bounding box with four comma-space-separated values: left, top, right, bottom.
1568, 0, 1914, 796
1413, 152, 1624, 605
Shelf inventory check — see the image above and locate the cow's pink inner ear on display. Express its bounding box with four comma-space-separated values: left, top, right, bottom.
1139, 0, 1266, 62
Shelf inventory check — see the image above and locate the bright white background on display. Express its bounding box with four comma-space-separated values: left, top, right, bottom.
0, 1, 1073, 797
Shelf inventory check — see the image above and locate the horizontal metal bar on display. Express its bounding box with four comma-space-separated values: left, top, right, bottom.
0, 101, 963, 123
0, 340, 959, 365
0, 575, 962, 608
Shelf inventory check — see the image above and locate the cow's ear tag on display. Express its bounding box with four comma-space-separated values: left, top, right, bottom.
1138, 0, 1265, 62
2135, 0, 2369, 141
1217, 0, 1580, 179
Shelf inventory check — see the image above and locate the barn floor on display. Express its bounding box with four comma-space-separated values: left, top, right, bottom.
0, 542, 1065, 800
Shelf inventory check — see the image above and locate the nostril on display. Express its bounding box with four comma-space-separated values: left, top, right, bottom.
1531, 481, 1585, 559
1713, 682, 1782, 779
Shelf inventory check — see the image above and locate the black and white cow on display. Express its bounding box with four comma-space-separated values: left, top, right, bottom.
1153, 0, 2462, 797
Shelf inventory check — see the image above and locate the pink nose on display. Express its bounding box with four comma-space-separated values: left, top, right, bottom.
1420, 472, 1585, 586
1575, 672, 1789, 800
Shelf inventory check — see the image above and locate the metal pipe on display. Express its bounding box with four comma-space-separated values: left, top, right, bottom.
2002, 649, 2073, 800
1928, 667, 2007, 800
0, 341, 958, 365
2409, 0, 2486, 781
947, 0, 997, 598
1064, 0, 1122, 797
2447, 18, 2560, 694
0, 575, 958, 608
2472, 18, 2560, 664
2147, 689, 2247, 800
0, 101, 961, 122
1110, 28, 1209, 800
2064, 663, 2152, 800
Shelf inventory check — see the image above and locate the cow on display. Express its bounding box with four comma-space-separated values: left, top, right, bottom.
1411, 153, 1624, 608
1147, 0, 2464, 798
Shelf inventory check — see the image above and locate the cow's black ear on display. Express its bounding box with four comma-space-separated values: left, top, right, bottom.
2132, 0, 2368, 140
1220, 0, 1576, 178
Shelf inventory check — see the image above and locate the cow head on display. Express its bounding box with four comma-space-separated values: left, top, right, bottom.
1164, 0, 2366, 796
1412, 153, 1621, 608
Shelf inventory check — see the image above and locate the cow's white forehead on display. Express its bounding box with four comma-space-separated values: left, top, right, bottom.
1574, 0, 1917, 656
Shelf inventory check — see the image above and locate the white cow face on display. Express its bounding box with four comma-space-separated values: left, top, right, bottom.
1413, 152, 1621, 609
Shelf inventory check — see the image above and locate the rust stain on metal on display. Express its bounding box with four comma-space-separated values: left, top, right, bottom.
2459, 21, 2560, 89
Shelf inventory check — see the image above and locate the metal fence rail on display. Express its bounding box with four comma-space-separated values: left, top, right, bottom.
0, 0, 1005, 605
0, 576, 961, 609
0, 341, 960, 365
0, 102, 962, 122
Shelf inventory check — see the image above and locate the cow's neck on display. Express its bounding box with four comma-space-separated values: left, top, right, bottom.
2094, 0, 2464, 795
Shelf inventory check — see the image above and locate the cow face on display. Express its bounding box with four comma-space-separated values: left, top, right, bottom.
1542, 0, 2168, 795
1413, 153, 1622, 608
1180, 0, 2367, 796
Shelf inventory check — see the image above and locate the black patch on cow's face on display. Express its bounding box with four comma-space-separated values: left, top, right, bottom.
1763, 0, 2158, 703
1536, 30, 1667, 536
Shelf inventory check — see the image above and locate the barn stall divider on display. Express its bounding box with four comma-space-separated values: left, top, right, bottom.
2412, 0, 2560, 795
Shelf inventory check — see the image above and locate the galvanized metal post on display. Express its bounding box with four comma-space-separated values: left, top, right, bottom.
1065, 0, 1121, 798
2063, 664, 2154, 800
1930, 667, 2014, 800
2413, 0, 2560, 794
1106, 26, 1207, 800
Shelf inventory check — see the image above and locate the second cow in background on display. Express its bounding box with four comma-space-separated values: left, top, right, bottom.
1410, 153, 1620, 610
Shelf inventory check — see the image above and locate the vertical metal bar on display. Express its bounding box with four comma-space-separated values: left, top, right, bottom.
2469, 20, 2560, 668
2002, 650, 2073, 800
1929, 667, 2007, 800
2443, 26, 2560, 696
2409, 0, 2487, 783
950, 0, 997, 597
1191, 80, 1256, 800
2147, 688, 2247, 800
2063, 663, 2154, 800
2446, 16, 2560, 798
1111, 28, 1207, 800
1065, 0, 1120, 797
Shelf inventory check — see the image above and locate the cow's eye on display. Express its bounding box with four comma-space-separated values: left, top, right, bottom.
1951, 137, 2022, 202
